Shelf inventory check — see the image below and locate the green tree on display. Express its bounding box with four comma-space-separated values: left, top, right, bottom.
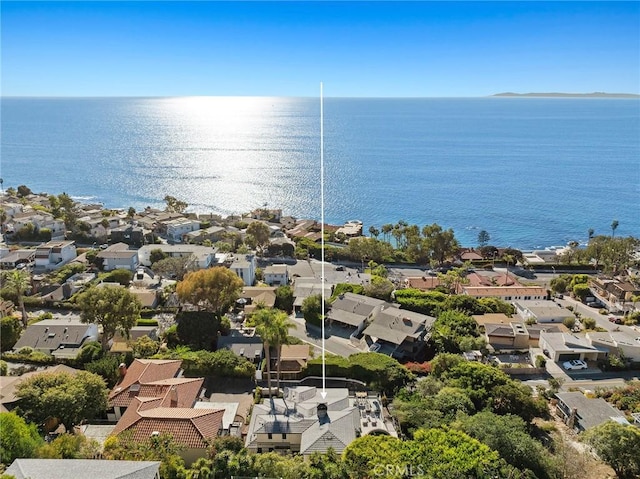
0, 360, 7, 376
583, 420, 640, 479
152, 255, 192, 281
246, 221, 271, 254
364, 275, 394, 301
253, 308, 296, 393
477, 230, 490, 247
454, 411, 555, 479
77, 286, 142, 350
431, 310, 479, 353
0, 412, 43, 465
35, 433, 100, 459
422, 223, 460, 266
572, 283, 591, 302
131, 335, 160, 358
176, 267, 244, 316
275, 285, 294, 313
1, 315, 22, 351
164, 195, 188, 214
3, 270, 30, 327
611, 219, 619, 238
103, 268, 133, 285
16, 371, 108, 431
149, 248, 168, 265
103, 431, 185, 479
301, 294, 324, 327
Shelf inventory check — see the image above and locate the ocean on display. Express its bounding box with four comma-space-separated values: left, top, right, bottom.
1, 96, 638, 250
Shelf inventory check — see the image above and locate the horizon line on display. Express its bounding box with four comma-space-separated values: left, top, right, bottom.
2, 93, 640, 99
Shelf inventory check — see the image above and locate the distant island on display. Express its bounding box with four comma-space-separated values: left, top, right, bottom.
492, 92, 640, 98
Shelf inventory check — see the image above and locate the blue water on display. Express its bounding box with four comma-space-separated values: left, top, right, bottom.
1, 96, 638, 249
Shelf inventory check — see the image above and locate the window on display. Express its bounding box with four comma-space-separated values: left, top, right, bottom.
282, 433, 287, 439
257, 448, 263, 453
267, 433, 272, 439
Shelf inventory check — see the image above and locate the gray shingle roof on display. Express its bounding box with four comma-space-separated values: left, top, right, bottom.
5, 459, 160, 479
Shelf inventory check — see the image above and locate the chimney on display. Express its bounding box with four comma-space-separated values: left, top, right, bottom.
317, 403, 328, 424
118, 363, 127, 378
567, 407, 578, 429
170, 386, 178, 407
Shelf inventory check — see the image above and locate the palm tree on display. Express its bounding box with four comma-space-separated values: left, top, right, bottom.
254, 308, 296, 395
588, 228, 594, 241
611, 220, 619, 238
5, 270, 30, 327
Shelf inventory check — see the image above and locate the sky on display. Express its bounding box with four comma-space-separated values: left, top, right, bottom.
1, 1, 639, 97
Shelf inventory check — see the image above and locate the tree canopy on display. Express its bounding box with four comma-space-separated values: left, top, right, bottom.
176, 267, 244, 315
583, 420, 640, 479
76, 285, 142, 350
0, 412, 43, 465
15, 371, 108, 431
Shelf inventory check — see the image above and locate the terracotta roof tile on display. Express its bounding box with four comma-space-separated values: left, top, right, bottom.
108, 359, 182, 407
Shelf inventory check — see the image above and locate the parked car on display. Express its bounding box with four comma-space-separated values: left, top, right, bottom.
562, 359, 588, 370
369, 342, 381, 352
608, 316, 622, 324
335, 266, 345, 271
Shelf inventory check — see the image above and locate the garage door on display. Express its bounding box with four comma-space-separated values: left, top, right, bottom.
558, 353, 580, 361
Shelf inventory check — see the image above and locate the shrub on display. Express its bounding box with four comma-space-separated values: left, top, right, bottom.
535, 355, 547, 368
1, 316, 22, 352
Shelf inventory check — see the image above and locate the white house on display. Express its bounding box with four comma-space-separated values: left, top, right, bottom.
165, 218, 201, 243
513, 300, 572, 323
97, 243, 140, 271
137, 244, 216, 270
263, 264, 289, 286
34, 241, 77, 270
229, 254, 256, 286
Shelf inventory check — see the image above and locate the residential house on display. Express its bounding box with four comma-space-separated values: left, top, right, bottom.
164, 217, 201, 243
34, 240, 77, 271
110, 224, 146, 247
263, 264, 289, 286
11, 319, 98, 359
229, 253, 257, 286
237, 286, 277, 313
110, 326, 159, 354
10, 211, 66, 240
108, 359, 183, 421
110, 377, 224, 465
555, 392, 629, 431
457, 248, 484, 262
587, 331, 640, 361
362, 308, 435, 360
335, 220, 363, 238
292, 278, 332, 314
217, 333, 264, 364
4, 460, 161, 479
539, 331, 609, 362
462, 286, 547, 301
480, 320, 563, 351
65, 272, 96, 296
513, 300, 572, 324
0, 249, 36, 269
590, 276, 640, 313
245, 386, 360, 456
326, 292, 387, 336
184, 225, 226, 244
276, 345, 311, 380
97, 243, 139, 271
137, 244, 217, 270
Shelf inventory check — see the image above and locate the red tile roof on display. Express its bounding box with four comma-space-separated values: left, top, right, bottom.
108, 359, 182, 408
112, 397, 223, 449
